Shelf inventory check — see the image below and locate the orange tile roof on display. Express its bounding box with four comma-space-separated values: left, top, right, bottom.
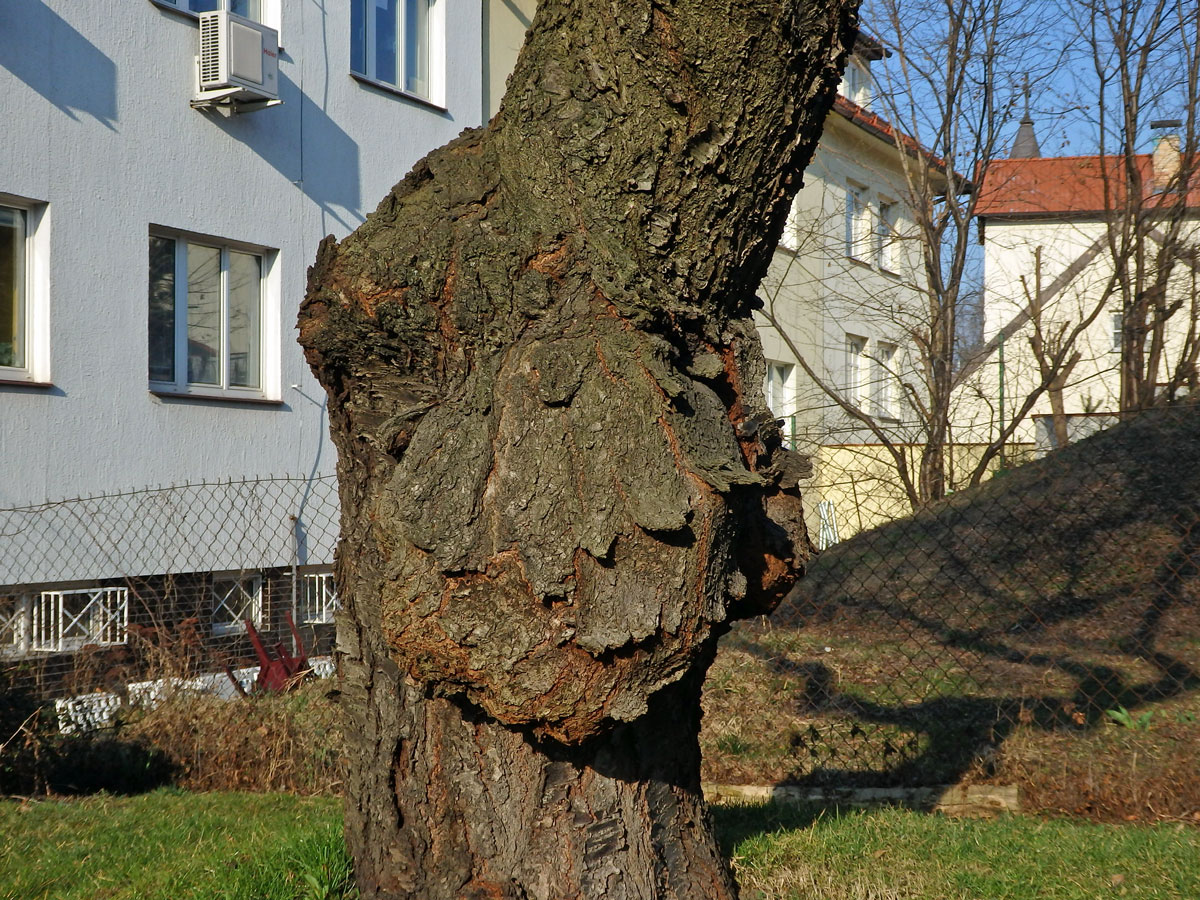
832, 95, 936, 167
975, 154, 1200, 218
831, 96, 963, 190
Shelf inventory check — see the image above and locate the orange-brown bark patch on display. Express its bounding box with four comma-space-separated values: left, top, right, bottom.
526, 242, 570, 281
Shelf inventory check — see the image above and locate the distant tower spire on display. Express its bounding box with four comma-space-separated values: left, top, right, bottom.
1010, 76, 1041, 158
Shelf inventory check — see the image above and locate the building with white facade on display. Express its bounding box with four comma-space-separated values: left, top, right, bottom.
0, 0, 483, 686
756, 41, 949, 542
965, 129, 1200, 455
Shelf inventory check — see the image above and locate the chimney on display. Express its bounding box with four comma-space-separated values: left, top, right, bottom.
1150, 121, 1182, 190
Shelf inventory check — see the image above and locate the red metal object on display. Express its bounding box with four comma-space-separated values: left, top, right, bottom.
226, 611, 311, 695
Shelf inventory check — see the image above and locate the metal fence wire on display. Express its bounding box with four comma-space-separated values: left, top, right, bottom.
0, 475, 340, 707
2, 407, 1198, 815
704, 403, 1200, 816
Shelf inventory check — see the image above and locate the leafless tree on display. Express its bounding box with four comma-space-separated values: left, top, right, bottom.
758, 0, 1075, 513
1070, 0, 1200, 413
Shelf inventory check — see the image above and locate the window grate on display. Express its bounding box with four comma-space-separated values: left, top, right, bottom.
300, 572, 339, 625
31, 588, 128, 652
0, 596, 28, 657
211, 575, 262, 634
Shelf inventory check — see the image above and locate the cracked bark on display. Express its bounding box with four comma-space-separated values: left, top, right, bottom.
298, 1, 857, 896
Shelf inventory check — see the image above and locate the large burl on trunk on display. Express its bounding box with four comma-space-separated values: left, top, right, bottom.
298, 1, 856, 897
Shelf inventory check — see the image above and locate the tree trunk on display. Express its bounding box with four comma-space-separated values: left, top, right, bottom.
298, 2, 857, 896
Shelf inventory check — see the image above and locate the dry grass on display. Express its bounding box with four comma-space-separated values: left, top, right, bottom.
120, 678, 344, 794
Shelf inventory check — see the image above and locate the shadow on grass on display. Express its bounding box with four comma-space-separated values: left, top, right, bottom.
722, 406, 1200, 801
711, 799, 837, 857
0, 672, 176, 796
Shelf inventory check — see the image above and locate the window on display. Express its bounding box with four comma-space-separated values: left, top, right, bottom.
0, 206, 26, 372
841, 58, 872, 109
0, 595, 29, 658
211, 573, 263, 635
153, 0, 278, 28
871, 341, 898, 419
764, 362, 796, 448
764, 362, 794, 414
149, 232, 273, 397
0, 197, 48, 383
1110, 312, 1123, 353
31, 588, 128, 653
875, 201, 898, 272
300, 572, 339, 625
845, 184, 872, 260
846, 334, 867, 407
351, 0, 443, 101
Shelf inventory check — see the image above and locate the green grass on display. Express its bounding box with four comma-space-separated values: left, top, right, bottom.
717, 802, 1200, 900
0, 789, 350, 900
3, 791, 1198, 900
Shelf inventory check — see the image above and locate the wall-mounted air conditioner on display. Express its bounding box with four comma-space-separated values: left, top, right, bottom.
192, 10, 280, 111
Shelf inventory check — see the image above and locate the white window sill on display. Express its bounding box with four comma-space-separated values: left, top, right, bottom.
0, 371, 53, 388
350, 73, 446, 112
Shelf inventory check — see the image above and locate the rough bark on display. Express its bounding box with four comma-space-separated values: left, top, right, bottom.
298, 2, 857, 897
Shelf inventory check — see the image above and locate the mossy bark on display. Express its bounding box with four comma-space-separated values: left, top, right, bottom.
299, 1, 857, 896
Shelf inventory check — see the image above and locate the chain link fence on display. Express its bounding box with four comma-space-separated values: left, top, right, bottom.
704, 403, 1200, 818
2, 410, 1198, 817
0, 475, 340, 721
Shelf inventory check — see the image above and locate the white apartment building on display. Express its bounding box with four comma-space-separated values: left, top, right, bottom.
1, 0, 482, 505
966, 130, 1200, 454
0, 0, 484, 676
756, 42, 945, 542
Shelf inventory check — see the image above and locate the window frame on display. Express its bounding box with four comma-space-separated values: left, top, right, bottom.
845, 333, 867, 408
871, 340, 899, 420
845, 183, 872, 262
30, 587, 129, 653
1110, 312, 1123, 353
0, 194, 50, 385
299, 571, 339, 625
210, 572, 264, 636
148, 227, 279, 401
149, 0, 282, 34
350, 0, 446, 106
875, 200, 899, 273
764, 361, 797, 449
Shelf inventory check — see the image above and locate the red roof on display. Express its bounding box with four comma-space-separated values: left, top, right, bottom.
975, 154, 1200, 218
831, 96, 961, 188
833, 96, 935, 167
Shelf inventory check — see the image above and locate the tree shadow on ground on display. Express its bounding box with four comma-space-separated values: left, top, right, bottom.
0, 672, 176, 797
715, 408, 1200, 822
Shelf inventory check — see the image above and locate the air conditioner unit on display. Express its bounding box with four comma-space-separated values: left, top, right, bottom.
193, 10, 280, 108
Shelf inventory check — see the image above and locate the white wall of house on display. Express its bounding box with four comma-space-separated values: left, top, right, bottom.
0, 0, 483, 507
959, 215, 1200, 448
758, 110, 927, 449
964, 219, 1121, 445
482, 0, 535, 120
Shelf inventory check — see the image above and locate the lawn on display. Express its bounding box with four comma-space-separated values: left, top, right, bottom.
721, 802, 1200, 900
0, 790, 350, 900
2, 790, 1197, 900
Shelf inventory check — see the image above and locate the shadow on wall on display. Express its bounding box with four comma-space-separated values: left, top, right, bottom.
208, 71, 362, 232
0, 1, 118, 129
